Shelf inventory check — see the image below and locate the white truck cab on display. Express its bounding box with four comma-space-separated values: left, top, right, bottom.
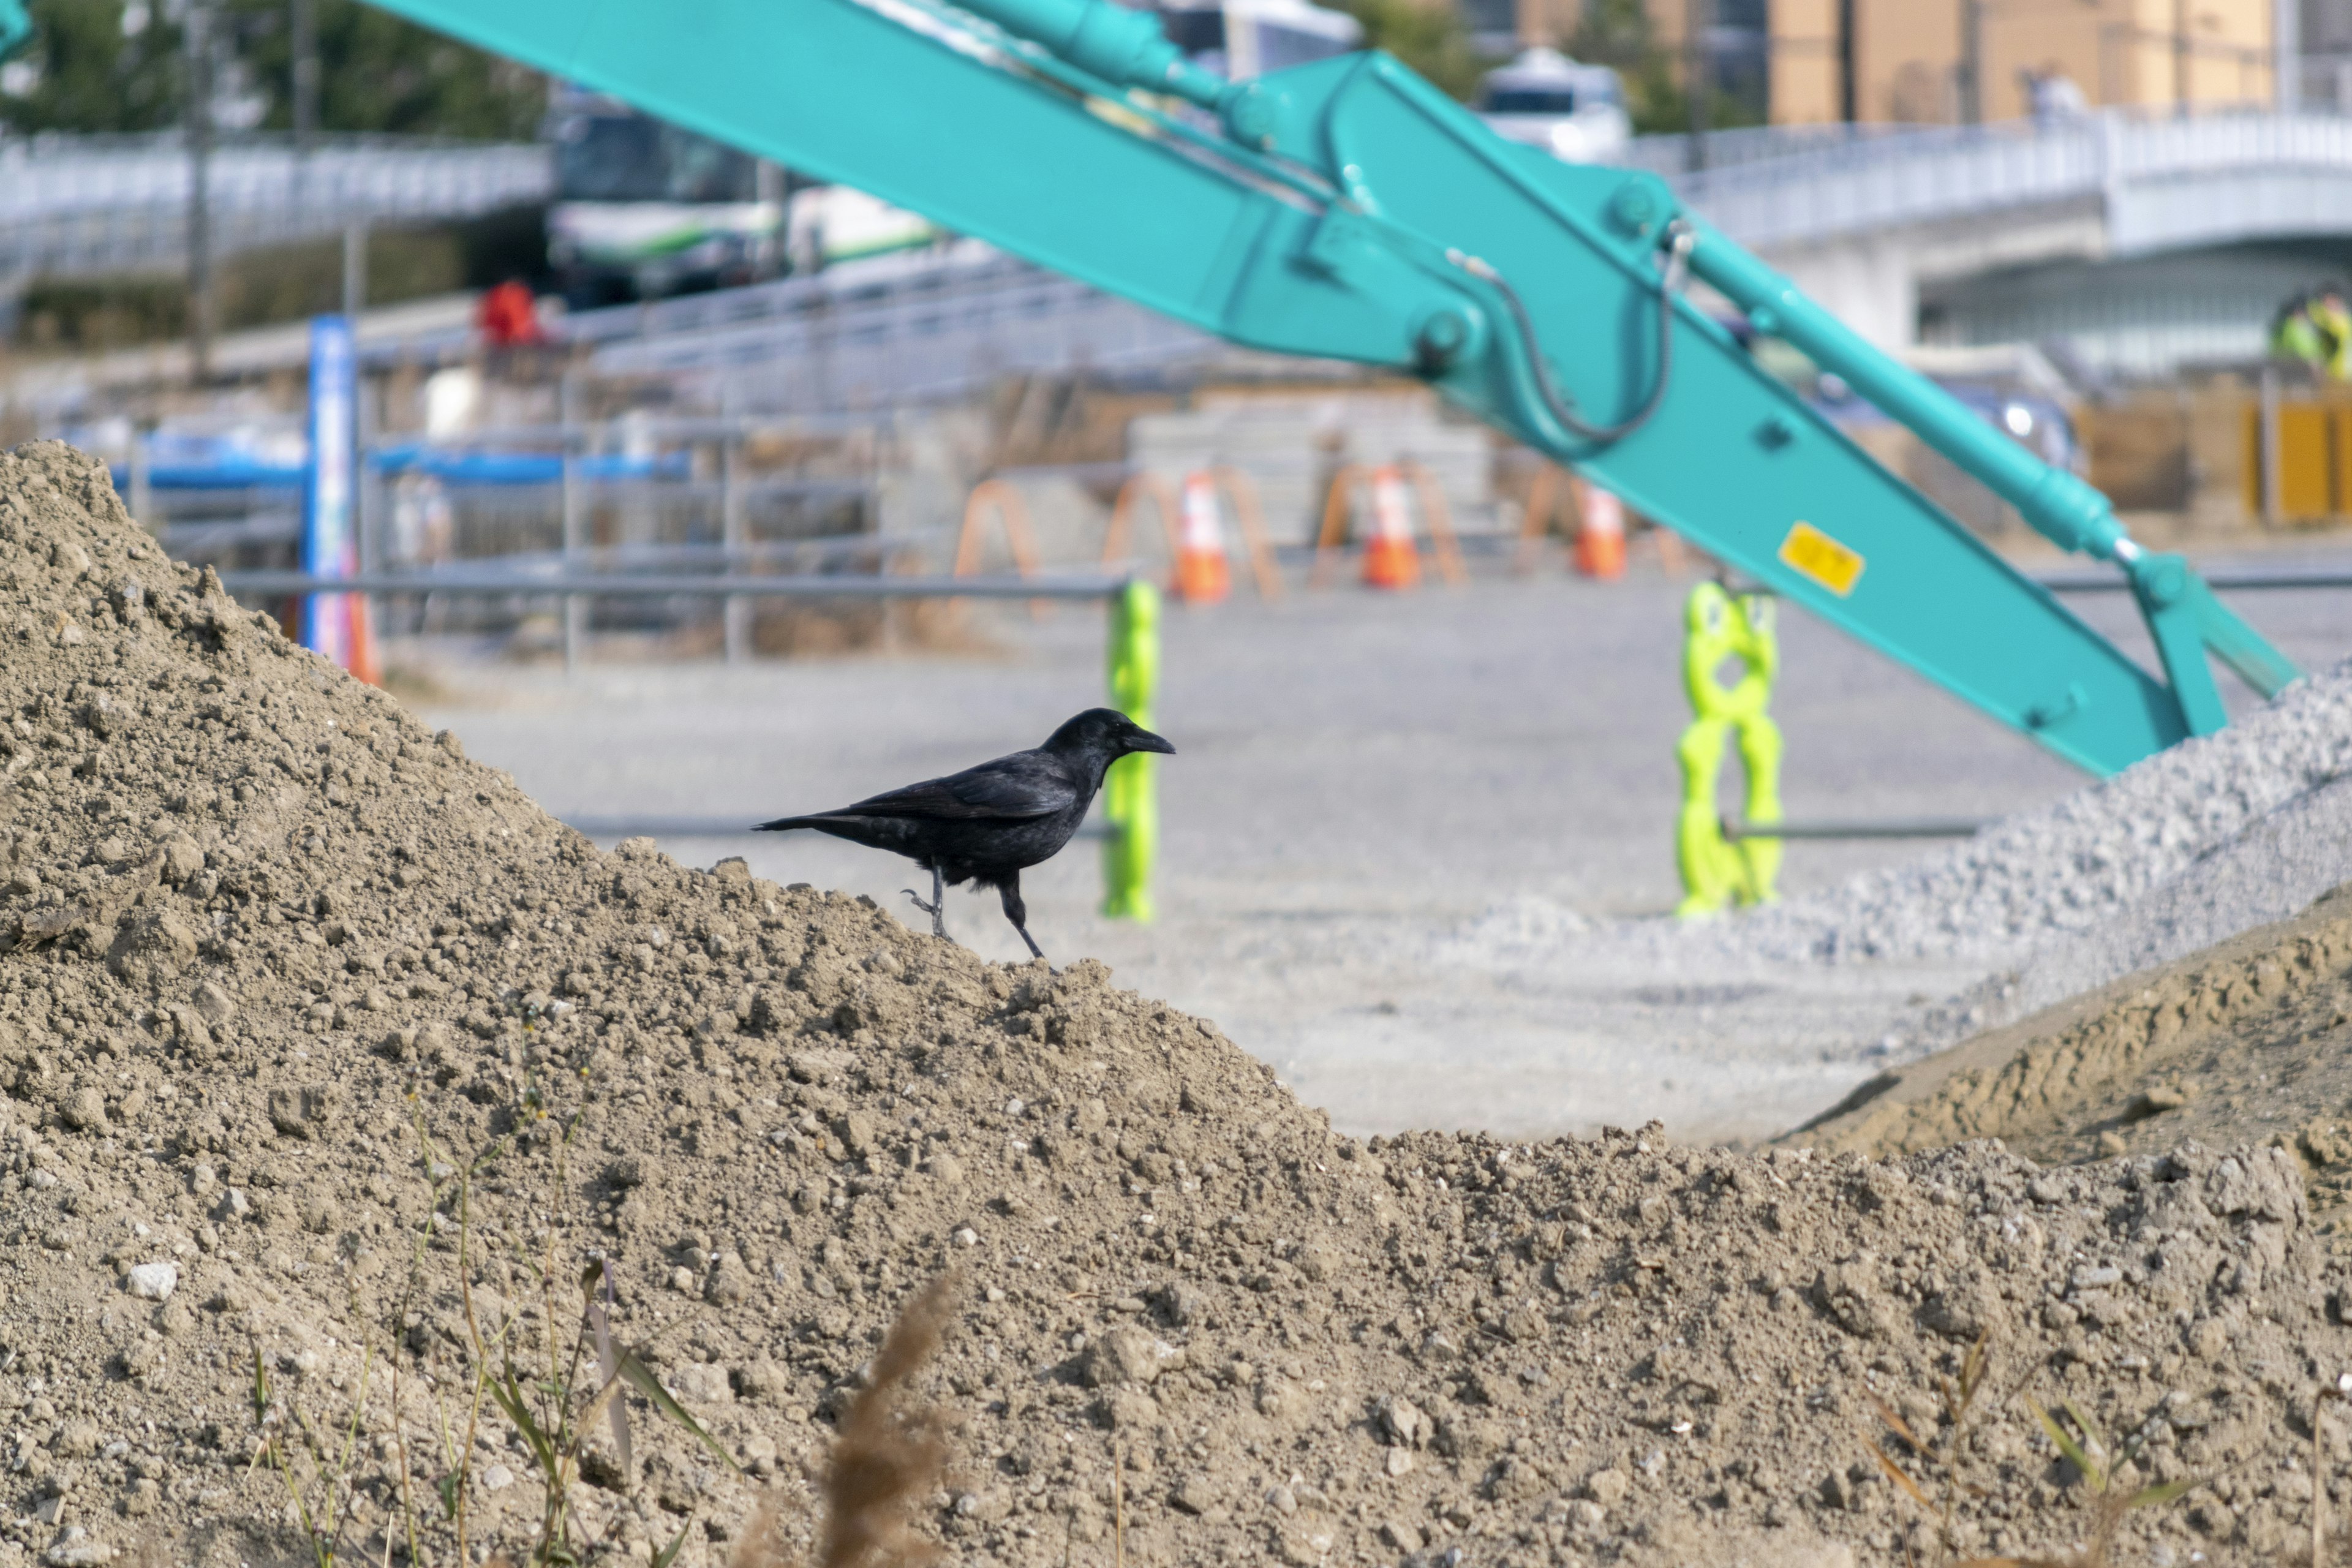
1477, 47, 1630, 165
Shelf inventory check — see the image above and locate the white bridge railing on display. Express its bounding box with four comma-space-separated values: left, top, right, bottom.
0, 133, 549, 281
1616, 110, 2352, 252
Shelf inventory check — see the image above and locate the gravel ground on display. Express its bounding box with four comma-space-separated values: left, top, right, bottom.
410, 548, 2352, 1145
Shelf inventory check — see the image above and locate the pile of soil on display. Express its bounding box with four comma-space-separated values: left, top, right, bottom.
1799, 880, 2352, 1180
3, 437, 2352, 1568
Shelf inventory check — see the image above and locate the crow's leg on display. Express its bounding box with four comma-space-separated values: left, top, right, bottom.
902, 865, 947, 938
998, 874, 1045, 962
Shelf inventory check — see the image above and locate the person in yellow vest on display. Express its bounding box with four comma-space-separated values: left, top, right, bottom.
2272, 289, 2351, 381
2313, 290, 2352, 382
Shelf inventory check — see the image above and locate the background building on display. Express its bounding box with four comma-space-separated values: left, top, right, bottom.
1500, 0, 2339, 126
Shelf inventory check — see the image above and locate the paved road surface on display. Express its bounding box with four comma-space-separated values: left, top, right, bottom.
410, 550, 2351, 1144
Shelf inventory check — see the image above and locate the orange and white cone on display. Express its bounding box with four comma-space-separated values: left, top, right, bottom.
1572, 481, 1627, 580
1173, 472, 1232, 604
345, 592, 382, 686
1362, 463, 1421, 590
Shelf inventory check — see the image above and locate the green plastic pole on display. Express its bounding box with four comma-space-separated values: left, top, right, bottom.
1101, 579, 1159, 921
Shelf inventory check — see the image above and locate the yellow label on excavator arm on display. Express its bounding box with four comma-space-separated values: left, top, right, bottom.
1777, 521, 1864, 597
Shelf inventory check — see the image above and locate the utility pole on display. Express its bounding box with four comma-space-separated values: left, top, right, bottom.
1837, 0, 1858, 124
2172, 0, 2192, 113
292, 0, 318, 154
342, 221, 368, 322
1958, 0, 1985, 124
184, 1, 215, 383
1684, 0, 1710, 172
2274, 0, 2299, 110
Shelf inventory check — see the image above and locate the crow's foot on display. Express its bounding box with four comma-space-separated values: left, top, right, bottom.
902, 889, 947, 938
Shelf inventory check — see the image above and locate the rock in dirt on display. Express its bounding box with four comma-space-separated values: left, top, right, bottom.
0, 437, 2345, 1568
121, 1261, 178, 1300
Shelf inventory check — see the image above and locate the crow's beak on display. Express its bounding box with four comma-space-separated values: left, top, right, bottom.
1127, 728, 1176, 756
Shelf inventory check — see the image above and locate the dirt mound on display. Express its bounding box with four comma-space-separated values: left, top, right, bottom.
1797, 880, 2352, 1172
4, 436, 2352, 1568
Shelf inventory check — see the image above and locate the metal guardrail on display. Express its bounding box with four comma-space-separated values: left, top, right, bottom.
578, 244, 1247, 410
226, 567, 1170, 921
214, 569, 1130, 599
1722, 816, 1987, 842
557, 813, 1117, 843
0, 136, 548, 282
0, 132, 543, 218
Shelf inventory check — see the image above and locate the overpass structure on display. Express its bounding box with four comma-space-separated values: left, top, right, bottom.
1637, 111, 2352, 372
7, 110, 2345, 397
560, 108, 2352, 402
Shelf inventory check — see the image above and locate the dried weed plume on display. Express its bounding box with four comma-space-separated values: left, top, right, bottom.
809, 1273, 958, 1568
728, 1493, 793, 1568
1868, 1337, 2208, 1568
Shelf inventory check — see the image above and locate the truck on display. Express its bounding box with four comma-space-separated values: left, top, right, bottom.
1476, 47, 1632, 165
545, 88, 785, 307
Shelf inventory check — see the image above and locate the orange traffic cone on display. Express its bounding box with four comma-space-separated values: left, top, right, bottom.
1572, 481, 1627, 580
1362, 463, 1422, 590
345, 592, 382, 686
1173, 472, 1232, 603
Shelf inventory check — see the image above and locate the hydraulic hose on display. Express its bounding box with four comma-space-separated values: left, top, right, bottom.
1449, 218, 1694, 446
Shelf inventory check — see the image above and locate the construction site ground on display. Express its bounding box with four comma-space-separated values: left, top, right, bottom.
401, 545, 2352, 1147
18, 439, 2352, 1568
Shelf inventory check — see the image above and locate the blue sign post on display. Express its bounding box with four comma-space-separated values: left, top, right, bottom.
301, 314, 359, 668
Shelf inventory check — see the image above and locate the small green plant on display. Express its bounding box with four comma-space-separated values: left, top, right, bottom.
246, 1047, 962, 1568
246, 1330, 379, 1568
409, 1088, 744, 1568
2003, 1396, 2199, 1568
1865, 1338, 2203, 1568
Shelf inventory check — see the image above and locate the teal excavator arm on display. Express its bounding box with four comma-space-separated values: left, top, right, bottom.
0, 0, 2295, 773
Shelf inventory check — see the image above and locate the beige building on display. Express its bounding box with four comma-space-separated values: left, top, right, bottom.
1525, 0, 2285, 124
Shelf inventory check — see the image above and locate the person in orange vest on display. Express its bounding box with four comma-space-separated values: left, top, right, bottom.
477, 280, 546, 349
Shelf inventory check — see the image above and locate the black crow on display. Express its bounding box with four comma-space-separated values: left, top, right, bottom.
753, 708, 1174, 959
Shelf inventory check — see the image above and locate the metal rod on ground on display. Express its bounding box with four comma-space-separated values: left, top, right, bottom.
214, 571, 1137, 599
559, 815, 1121, 842
1722, 816, 1987, 842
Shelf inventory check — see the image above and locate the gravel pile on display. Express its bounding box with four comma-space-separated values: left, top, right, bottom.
1720, 658, 2352, 970
4, 438, 2352, 1568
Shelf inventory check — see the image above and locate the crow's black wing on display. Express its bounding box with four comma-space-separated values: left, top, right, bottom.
831, 751, 1075, 821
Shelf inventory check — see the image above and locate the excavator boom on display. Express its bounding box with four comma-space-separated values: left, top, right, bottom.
0, 0, 2296, 772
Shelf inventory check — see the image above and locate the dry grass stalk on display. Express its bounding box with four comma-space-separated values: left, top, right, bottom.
816, 1274, 957, 1568
728, 1491, 793, 1568
1863, 1333, 2003, 1568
